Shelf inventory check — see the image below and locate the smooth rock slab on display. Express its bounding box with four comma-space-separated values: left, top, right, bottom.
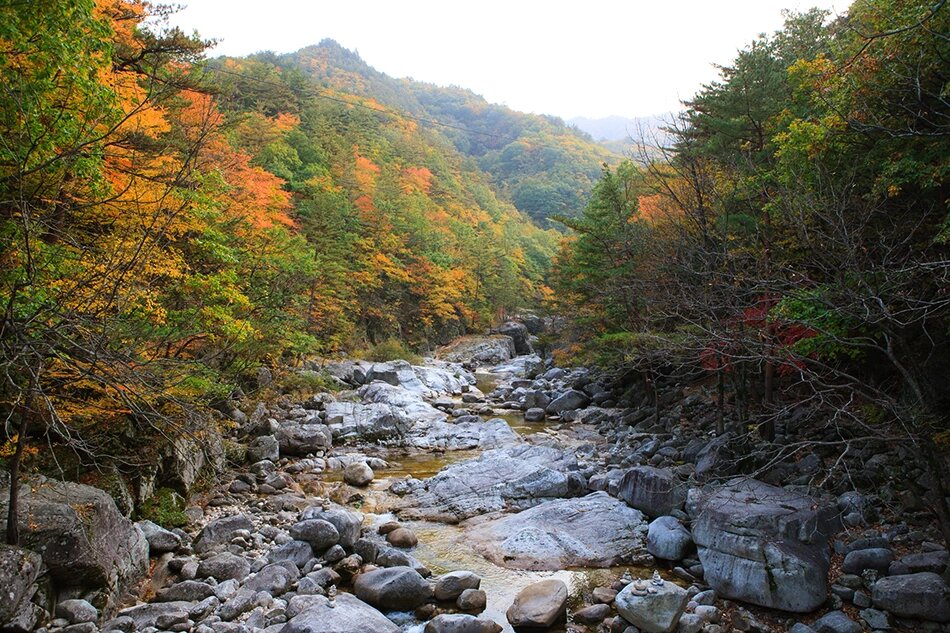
468, 492, 648, 569
871, 572, 950, 622
614, 579, 688, 633
506, 579, 567, 629
688, 478, 836, 612
425, 614, 502, 633
353, 566, 432, 611
400, 444, 578, 522
279, 593, 400, 633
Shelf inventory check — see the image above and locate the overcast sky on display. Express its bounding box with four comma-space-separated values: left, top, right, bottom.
168, 0, 844, 120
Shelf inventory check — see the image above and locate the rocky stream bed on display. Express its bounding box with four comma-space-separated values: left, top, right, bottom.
2, 326, 949, 633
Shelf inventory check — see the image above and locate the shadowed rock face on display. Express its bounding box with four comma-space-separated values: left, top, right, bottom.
397, 444, 580, 523
687, 478, 837, 613
0, 475, 148, 612
467, 492, 648, 570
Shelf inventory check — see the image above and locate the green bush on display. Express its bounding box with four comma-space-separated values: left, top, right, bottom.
138, 487, 188, 529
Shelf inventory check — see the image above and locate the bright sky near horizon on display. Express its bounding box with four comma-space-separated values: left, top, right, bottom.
168, 0, 843, 120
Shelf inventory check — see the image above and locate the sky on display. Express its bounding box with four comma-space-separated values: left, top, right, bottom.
167, 0, 844, 120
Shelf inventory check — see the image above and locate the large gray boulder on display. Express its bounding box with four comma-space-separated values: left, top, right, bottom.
872, 572, 950, 622
438, 335, 516, 366
353, 566, 432, 611
324, 401, 411, 441
468, 492, 648, 569
615, 578, 688, 633
434, 571, 481, 601
0, 476, 148, 612
192, 513, 254, 554
493, 321, 533, 355
299, 506, 363, 548
618, 466, 686, 518
545, 389, 590, 415
118, 602, 192, 630
505, 579, 567, 629
276, 422, 332, 456
688, 478, 837, 612
136, 519, 181, 555
279, 593, 400, 633
399, 445, 579, 522
196, 552, 250, 582
647, 515, 694, 561
0, 545, 44, 625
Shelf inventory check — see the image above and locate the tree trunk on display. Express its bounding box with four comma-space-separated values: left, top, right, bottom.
6, 406, 30, 546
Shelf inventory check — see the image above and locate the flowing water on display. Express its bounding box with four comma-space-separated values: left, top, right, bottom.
319, 389, 671, 633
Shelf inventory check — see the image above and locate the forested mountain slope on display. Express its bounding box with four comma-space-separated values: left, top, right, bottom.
273, 40, 618, 225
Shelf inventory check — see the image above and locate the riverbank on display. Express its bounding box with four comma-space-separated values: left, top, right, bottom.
2, 323, 948, 633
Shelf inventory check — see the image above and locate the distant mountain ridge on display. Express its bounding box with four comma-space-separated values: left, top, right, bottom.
568, 114, 668, 142
267, 39, 619, 225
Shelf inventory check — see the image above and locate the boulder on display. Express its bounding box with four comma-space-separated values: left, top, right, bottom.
196, 552, 250, 582
505, 579, 567, 629
324, 401, 412, 441
276, 422, 332, 456
468, 492, 648, 569
545, 389, 590, 415
618, 466, 686, 518
0, 544, 44, 625
813, 610, 862, 633
118, 602, 191, 631
192, 514, 254, 554
614, 578, 688, 633
399, 444, 578, 522
299, 506, 363, 548
343, 462, 374, 487
353, 566, 432, 611
243, 561, 299, 596
457, 588, 487, 612
357, 382, 447, 425
0, 476, 148, 610
438, 335, 516, 366
493, 321, 533, 355
842, 548, 893, 575
137, 520, 181, 555
425, 614, 502, 633
688, 478, 836, 612
279, 593, 400, 633
871, 572, 950, 622
647, 516, 693, 561
573, 603, 611, 624
693, 434, 735, 480
524, 407, 546, 422
155, 579, 215, 602
434, 571, 481, 601
56, 599, 98, 624
386, 527, 418, 549
247, 435, 280, 462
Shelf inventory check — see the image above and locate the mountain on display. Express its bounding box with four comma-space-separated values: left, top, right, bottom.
269, 40, 619, 226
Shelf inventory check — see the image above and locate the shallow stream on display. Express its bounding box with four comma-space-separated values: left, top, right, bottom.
319, 375, 669, 632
